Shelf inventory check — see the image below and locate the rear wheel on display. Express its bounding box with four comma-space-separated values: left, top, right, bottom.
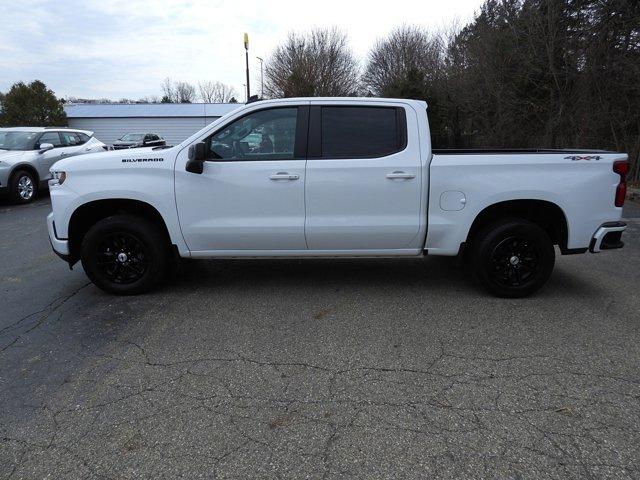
81, 215, 170, 295
472, 219, 555, 298
10, 170, 38, 204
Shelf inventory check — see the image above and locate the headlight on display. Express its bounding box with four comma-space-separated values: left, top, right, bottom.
49, 171, 67, 186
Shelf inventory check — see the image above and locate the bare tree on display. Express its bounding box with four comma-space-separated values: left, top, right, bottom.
264, 27, 360, 98
198, 81, 238, 103
364, 25, 444, 98
161, 78, 175, 102
174, 81, 196, 103
161, 78, 197, 103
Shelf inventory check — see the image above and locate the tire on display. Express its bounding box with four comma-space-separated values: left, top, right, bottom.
471, 218, 555, 298
80, 214, 170, 295
10, 170, 38, 204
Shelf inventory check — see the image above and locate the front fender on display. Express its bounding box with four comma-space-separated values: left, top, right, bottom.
49, 169, 189, 257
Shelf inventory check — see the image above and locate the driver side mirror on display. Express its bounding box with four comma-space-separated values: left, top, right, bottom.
186, 142, 207, 174
38, 143, 54, 153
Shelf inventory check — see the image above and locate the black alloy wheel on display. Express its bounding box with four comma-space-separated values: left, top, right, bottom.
472, 219, 555, 298
489, 236, 540, 288
81, 214, 170, 295
95, 232, 148, 285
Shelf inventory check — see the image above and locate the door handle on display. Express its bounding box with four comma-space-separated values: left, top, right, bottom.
386, 171, 415, 180
269, 172, 299, 181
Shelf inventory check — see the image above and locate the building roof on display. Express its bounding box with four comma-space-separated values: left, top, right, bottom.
64, 103, 241, 119
0, 126, 93, 134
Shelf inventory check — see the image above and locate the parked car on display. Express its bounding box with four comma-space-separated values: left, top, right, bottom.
112, 133, 166, 150
0, 127, 107, 204
47, 98, 628, 297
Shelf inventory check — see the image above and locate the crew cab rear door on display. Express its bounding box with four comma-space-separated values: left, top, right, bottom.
304, 102, 423, 252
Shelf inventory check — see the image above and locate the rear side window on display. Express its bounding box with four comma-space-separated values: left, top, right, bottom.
320, 106, 406, 158
60, 131, 81, 146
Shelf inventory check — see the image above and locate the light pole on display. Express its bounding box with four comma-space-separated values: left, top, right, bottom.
244, 33, 250, 102
256, 56, 264, 99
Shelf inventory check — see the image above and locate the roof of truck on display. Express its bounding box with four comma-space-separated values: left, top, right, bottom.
248, 97, 428, 106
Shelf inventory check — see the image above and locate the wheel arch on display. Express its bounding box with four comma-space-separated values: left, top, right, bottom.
465, 199, 571, 254
67, 198, 175, 264
10, 163, 40, 184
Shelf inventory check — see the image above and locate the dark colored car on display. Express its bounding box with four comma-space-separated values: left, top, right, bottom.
112, 133, 166, 150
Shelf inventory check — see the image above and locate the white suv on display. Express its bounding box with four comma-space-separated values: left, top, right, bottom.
0, 127, 107, 203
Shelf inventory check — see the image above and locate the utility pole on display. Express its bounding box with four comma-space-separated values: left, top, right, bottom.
244, 33, 250, 101
256, 56, 264, 99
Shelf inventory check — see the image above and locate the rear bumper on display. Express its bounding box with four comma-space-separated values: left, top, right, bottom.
47, 212, 70, 259
589, 221, 627, 253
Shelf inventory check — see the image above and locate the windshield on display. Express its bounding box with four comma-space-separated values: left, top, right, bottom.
0, 131, 40, 151
119, 134, 145, 142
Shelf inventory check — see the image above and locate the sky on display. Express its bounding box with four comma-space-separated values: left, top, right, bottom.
0, 0, 484, 102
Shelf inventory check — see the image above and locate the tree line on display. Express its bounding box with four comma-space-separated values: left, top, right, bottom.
264, 0, 640, 181
159, 78, 238, 104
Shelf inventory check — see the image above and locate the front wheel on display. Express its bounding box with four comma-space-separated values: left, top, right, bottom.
10, 170, 38, 204
81, 215, 170, 295
472, 219, 555, 298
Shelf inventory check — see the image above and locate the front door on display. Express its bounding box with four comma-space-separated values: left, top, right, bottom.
304, 104, 423, 251
175, 106, 308, 253
37, 131, 66, 180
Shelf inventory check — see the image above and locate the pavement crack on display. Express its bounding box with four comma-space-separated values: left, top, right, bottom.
0, 281, 91, 352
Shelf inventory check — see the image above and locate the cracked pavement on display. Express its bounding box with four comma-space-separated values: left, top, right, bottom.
1, 195, 639, 479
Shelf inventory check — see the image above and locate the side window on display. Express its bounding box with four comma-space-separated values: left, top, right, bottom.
77, 133, 91, 144
38, 132, 63, 148
320, 106, 405, 158
208, 107, 298, 161
60, 131, 80, 146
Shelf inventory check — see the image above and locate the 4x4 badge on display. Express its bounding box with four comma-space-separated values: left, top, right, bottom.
565, 155, 601, 161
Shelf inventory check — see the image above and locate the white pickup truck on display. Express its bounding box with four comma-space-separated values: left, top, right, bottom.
47, 98, 629, 297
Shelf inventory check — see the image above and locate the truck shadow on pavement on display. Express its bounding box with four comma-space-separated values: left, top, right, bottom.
165, 255, 597, 300
172, 256, 471, 291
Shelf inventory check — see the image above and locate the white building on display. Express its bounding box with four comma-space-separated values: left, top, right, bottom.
64, 103, 240, 146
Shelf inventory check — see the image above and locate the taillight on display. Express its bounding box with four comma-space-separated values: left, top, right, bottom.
613, 160, 629, 207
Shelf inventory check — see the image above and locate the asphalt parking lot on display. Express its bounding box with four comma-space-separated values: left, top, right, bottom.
1, 195, 639, 479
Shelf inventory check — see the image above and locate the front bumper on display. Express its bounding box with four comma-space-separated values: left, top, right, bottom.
589, 221, 627, 253
47, 212, 70, 259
